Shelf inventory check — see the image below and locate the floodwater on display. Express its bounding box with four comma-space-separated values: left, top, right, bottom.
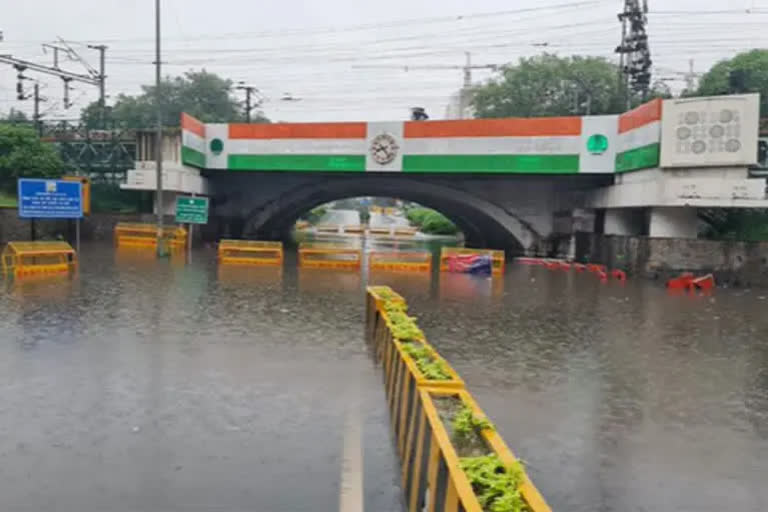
1, 235, 767, 512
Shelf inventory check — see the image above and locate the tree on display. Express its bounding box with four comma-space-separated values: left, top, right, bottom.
472, 54, 624, 118
0, 124, 64, 191
1, 108, 30, 123
695, 49, 768, 116
81, 70, 267, 129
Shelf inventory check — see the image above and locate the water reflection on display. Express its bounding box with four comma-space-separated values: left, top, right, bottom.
298, 267, 362, 295
437, 272, 504, 302
217, 265, 283, 289
0, 240, 767, 512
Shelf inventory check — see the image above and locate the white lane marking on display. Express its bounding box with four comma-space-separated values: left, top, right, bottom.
339, 408, 364, 512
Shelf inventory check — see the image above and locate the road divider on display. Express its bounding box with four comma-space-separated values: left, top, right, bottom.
366, 286, 551, 512
369, 251, 432, 273
114, 222, 187, 249
2, 241, 77, 278
218, 240, 283, 266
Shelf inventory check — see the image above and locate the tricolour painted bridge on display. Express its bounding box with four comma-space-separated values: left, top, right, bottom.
125, 93, 767, 253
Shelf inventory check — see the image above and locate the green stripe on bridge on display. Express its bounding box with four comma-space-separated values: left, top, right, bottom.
229, 154, 366, 172
615, 143, 660, 173
402, 154, 580, 174
182, 146, 206, 168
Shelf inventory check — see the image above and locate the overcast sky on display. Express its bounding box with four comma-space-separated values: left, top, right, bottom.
1, 0, 767, 123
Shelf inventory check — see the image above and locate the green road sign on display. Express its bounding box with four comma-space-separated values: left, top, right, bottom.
175, 196, 209, 224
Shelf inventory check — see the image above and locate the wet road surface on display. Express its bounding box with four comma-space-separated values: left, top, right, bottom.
1, 240, 767, 511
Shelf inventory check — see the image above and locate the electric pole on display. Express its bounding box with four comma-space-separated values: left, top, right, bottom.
33, 82, 46, 136
353, 53, 499, 119
88, 44, 108, 120
155, 0, 165, 254
236, 83, 261, 123
615, 0, 652, 107
0, 42, 105, 118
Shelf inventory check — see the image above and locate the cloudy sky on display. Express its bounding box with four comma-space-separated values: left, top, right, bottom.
1, 0, 767, 123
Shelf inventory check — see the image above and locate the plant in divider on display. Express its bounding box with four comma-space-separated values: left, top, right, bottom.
460, 455, 527, 512
401, 343, 450, 380
452, 404, 494, 447
384, 304, 425, 342
371, 286, 396, 300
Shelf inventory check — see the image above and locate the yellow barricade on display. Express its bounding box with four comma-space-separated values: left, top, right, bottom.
316, 224, 340, 234
394, 227, 418, 237
342, 224, 365, 234
369, 251, 431, 273
365, 286, 551, 512
1, 241, 77, 278
369, 226, 392, 236
298, 244, 361, 269
218, 240, 283, 266
439, 247, 505, 276
114, 222, 187, 249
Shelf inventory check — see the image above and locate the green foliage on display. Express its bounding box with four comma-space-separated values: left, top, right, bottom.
460, 456, 527, 512
387, 310, 424, 342
2, 108, 30, 122
406, 207, 431, 226
401, 343, 450, 380
452, 404, 493, 447
699, 208, 768, 242
472, 54, 623, 118
695, 49, 768, 115
406, 207, 459, 235
91, 183, 152, 213
0, 124, 64, 191
359, 207, 371, 225
300, 206, 328, 225
81, 70, 269, 129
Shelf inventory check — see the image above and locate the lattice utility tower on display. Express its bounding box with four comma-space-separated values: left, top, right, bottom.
616, 0, 652, 106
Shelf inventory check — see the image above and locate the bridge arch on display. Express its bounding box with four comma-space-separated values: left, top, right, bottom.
226, 175, 541, 253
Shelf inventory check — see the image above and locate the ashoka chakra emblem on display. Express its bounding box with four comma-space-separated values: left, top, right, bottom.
370, 133, 399, 165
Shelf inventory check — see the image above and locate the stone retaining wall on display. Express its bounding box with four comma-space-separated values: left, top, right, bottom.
575, 232, 768, 287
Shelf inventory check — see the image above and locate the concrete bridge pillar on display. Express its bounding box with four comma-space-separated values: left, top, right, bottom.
648, 207, 698, 238
604, 208, 645, 236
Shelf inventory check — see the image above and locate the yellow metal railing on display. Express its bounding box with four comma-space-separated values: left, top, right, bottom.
369, 251, 431, 273
365, 286, 551, 512
342, 224, 365, 234
439, 247, 505, 276
298, 244, 361, 269
2, 241, 77, 278
114, 222, 187, 249
218, 240, 283, 266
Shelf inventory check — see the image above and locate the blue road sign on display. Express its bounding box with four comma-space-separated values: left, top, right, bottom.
18, 179, 83, 219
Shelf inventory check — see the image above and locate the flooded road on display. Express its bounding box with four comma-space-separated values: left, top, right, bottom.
1, 239, 767, 511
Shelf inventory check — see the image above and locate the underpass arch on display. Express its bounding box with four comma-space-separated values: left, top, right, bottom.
237, 175, 541, 253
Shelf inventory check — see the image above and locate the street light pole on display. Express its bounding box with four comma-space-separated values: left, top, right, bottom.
155, 0, 165, 255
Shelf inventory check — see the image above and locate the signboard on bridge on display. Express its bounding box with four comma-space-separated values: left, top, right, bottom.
660, 93, 760, 168
175, 195, 209, 224
17, 179, 83, 219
